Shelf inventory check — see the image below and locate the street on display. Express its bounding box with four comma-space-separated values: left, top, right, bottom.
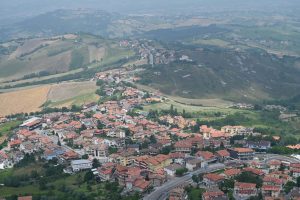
143, 163, 225, 200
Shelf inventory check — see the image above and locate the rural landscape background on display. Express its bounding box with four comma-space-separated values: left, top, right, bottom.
0, 0, 300, 200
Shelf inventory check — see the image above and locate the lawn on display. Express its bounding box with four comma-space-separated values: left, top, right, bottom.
143, 99, 256, 121
0, 120, 22, 147
0, 120, 22, 136
187, 188, 206, 200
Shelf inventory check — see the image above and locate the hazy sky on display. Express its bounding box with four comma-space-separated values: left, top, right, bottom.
1, 0, 299, 25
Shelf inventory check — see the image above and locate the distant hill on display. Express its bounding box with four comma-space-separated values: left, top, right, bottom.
0, 10, 116, 41
138, 46, 300, 102
0, 33, 133, 82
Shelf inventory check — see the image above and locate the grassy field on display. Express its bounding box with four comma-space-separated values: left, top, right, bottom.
188, 38, 231, 48
47, 81, 99, 108
0, 120, 22, 147
136, 83, 233, 107
48, 92, 99, 108
143, 99, 256, 121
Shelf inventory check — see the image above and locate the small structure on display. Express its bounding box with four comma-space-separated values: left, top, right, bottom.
20, 117, 42, 131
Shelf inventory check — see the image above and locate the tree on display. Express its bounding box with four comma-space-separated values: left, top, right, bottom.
284, 181, 296, 193
39, 178, 47, 190
84, 171, 94, 182
92, 158, 100, 168
279, 163, 285, 171
236, 172, 262, 188
149, 135, 157, 144
297, 176, 300, 187
108, 147, 118, 154
175, 168, 188, 177
219, 178, 234, 193
192, 175, 200, 184
31, 170, 39, 179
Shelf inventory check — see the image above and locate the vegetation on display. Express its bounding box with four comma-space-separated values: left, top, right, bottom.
0, 158, 140, 200
236, 172, 263, 188
175, 167, 188, 176
185, 186, 205, 200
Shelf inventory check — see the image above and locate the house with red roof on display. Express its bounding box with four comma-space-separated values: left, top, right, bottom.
223, 169, 241, 179
0, 151, 12, 169
290, 163, 300, 178
174, 140, 193, 154
262, 185, 281, 198
196, 151, 217, 167
234, 182, 257, 200
263, 176, 283, 187
267, 160, 282, 171
227, 148, 255, 160
131, 178, 151, 193
243, 167, 265, 176
8, 139, 22, 150
215, 149, 230, 162
186, 158, 202, 171
203, 173, 225, 187
202, 190, 227, 200
169, 152, 186, 165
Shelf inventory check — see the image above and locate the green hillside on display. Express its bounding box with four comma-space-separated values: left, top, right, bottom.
138, 46, 300, 102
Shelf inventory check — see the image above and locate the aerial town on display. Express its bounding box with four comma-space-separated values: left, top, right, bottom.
0, 64, 299, 200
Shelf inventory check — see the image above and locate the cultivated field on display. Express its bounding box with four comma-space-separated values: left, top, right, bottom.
0, 81, 100, 116
0, 86, 51, 116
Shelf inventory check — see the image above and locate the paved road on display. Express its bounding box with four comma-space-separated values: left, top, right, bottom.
143, 163, 225, 200
263, 154, 300, 163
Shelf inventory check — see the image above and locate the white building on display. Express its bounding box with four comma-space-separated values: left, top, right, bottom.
71, 159, 93, 172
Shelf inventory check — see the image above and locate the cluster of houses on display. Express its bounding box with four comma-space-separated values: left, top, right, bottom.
0, 69, 300, 199
120, 39, 180, 67
168, 159, 300, 200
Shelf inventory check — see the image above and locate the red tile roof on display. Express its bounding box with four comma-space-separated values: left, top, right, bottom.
216, 149, 230, 157
18, 196, 32, 200
262, 185, 281, 192
235, 182, 256, 189
196, 151, 215, 160
224, 168, 241, 177
204, 173, 224, 182
133, 178, 150, 190
9, 139, 22, 147
263, 176, 283, 185
243, 167, 265, 176
232, 148, 254, 153
174, 140, 192, 148
268, 160, 281, 166
203, 191, 225, 200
